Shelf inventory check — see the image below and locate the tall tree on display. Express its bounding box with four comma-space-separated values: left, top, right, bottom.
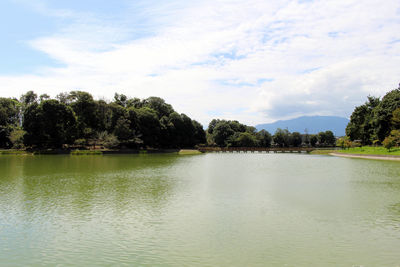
273, 128, 290, 147
256, 129, 272, 147
346, 96, 380, 144
0, 98, 20, 148
310, 135, 318, 147
213, 121, 235, 147
236, 132, 257, 147
143, 97, 174, 119
68, 91, 98, 139
192, 120, 206, 145
136, 107, 161, 147
324, 130, 336, 146
391, 107, 400, 129
291, 132, 302, 147
20, 91, 37, 106
372, 88, 400, 141
318, 131, 327, 145
207, 119, 221, 135
23, 100, 77, 148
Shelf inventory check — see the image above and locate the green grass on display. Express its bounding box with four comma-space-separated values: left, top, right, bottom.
71, 150, 103, 155
33, 150, 61, 155
0, 150, 29, 155
336, 146, 400, 156
178, 149, 203, 155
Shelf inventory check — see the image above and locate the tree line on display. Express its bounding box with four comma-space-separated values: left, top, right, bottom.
0, 91, 339, 150
206, 119, 336, 148
344, 83, 400, 149
0, 91, 206, 149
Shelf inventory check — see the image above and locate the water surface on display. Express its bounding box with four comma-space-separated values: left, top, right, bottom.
0, 153, 399, 266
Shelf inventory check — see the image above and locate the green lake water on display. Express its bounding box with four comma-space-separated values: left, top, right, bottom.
0, 153, 399, 266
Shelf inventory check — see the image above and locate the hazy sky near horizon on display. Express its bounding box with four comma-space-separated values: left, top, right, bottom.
0, 0, 399, 126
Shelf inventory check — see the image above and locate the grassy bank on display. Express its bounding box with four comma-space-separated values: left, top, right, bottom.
0, 150, 30, 155
0, 148, 202, 156
336, 146, 400, 156
178, 149, 203, 155
71, 150, 103, 155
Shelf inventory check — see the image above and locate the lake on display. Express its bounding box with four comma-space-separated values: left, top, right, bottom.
0, 153, 399, 266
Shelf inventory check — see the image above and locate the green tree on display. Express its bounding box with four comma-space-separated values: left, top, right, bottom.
384, 129, 400, 147
382, 136, 395, 151
23, 100, 77, 148
114, 93, 128, 107
256, 130, 272, 147
20, 91, 37, 106
114, 116, 132, 142
336, 136, 352, 149
318, 131, 327, 146
310, 135, 318, 147
9, 128, 25, 149
168, 112, 185, 147
1, 91, 205, 149
192, 120, 206, 146
324, 130, 336, 146
230, 120, 247, 133
136, 107, 160, 147
68, 91, 98, 139
207, 119, 221, 135
213, 121, 235, 147
106, 103, 126, 133
97, 131, 120, 149
56, 92, 70, 104
143, 97, 174, 119
96, 100, 113, 132
159, 115, 175, 148
236, 132, 257, 147
180, 113, 195, 147
346, 96, 380, 144
112, 108, 141, 148
372, 88, 400, 141
304, 129, 310, 146
39, 94, 50, 102
273, 128, 290, 147
291, 132, 302, 147
392, 107, 400, 129
0, 98, 21, 148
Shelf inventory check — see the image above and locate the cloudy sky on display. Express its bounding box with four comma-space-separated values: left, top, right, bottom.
0, 0, 399, 126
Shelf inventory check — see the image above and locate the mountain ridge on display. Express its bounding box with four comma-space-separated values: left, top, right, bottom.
255, 116, 349, 136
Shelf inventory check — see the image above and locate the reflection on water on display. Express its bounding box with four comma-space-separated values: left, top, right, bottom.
0, 153, 399, 266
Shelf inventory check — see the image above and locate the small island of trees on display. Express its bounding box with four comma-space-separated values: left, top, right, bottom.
0, 91, 206, 150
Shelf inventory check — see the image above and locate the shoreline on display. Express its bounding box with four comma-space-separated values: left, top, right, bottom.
330, 152, 400, 161
0, 148, 202, 156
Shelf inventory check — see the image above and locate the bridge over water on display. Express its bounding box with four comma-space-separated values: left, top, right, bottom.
198, 147, 314, 153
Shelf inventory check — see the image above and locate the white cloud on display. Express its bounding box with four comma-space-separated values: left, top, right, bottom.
1, 0, 400, 126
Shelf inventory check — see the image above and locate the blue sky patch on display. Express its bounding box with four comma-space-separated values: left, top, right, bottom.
0, 1, 62, 74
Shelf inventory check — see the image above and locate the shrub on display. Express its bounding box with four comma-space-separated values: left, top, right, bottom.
103, 134, 120, 149
383, 136, 395, 151
74, 139, 87, 146
9, 128, 25, 149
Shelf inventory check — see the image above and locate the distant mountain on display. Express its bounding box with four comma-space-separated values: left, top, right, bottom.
255, 116, 349, 136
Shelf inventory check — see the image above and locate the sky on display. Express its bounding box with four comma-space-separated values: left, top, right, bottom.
0, 0, 399, 127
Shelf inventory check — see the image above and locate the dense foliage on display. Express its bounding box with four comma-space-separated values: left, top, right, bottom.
0, 91, 206, 149
346, 84, 400, 147
206, 119, 335, 147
